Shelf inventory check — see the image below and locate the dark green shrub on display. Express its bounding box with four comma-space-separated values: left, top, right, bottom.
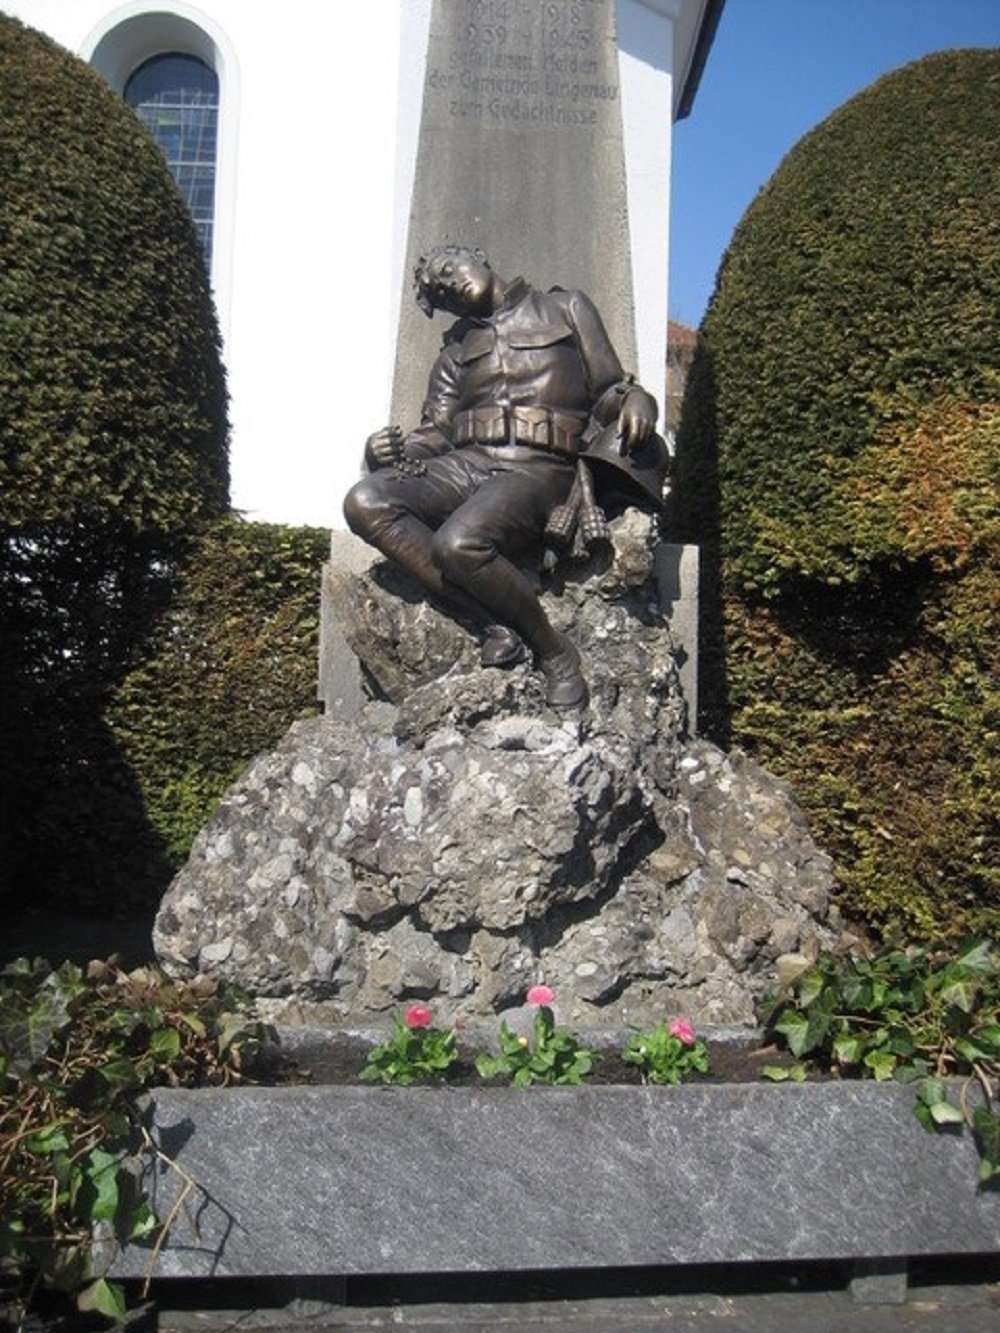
0, 15, 228, 542
7, 519, 327, 912
673, 51, 1000, 939
0, 15, 230, 909
0, 15, 227, 681
107, 519, 329, 881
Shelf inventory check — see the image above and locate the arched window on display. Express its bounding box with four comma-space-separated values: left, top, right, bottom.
85, 8, 238, 340
125, 53, 219, 265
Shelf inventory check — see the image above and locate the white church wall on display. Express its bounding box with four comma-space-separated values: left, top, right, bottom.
6, 0, 404, 527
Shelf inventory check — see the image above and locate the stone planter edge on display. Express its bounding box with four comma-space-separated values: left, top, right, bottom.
104, 1077, 999, 1281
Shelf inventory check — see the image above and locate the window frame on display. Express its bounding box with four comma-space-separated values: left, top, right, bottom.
84, 4, 238, 343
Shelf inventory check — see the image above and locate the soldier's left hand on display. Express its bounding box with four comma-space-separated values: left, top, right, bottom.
618, 388, 657, 450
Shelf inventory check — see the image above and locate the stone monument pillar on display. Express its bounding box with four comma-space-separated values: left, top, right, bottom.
319, 0, 702, 726
386, 0, 699, 424
392, 0, 636, 428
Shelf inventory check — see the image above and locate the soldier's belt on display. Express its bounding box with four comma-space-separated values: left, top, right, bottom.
452, 406, 585, 457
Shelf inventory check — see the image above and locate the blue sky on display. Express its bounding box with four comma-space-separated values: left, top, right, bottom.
669, 0, 1000, 328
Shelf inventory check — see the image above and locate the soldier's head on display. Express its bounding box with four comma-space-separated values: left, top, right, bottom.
414, 245, 495, 318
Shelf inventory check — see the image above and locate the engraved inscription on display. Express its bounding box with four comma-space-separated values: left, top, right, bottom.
430, 0, 617, 127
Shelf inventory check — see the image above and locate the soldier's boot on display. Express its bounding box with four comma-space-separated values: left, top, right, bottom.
537, 634, 587, 709
435, 538, 586, 710
481, 625, 528, 667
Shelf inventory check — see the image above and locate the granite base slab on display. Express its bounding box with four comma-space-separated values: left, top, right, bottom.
106, 1081, 998, 1281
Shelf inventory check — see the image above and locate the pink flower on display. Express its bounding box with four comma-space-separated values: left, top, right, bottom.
404, 1004, 431, 1029
668, 1017, 696, 1046
526, 984, 555, 1006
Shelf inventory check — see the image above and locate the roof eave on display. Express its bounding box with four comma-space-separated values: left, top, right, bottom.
675, 0, 725, 120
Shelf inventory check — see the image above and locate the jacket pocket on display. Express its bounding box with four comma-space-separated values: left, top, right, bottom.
453, 328, 494, 363
505, 321, 575, 350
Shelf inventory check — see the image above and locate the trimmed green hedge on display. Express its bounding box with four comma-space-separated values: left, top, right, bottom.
0, 15, 228, 539
6, 520, 329, 912
0, 14, 228, 713
108, 520, 329, 876
673, 51, 1000, 940
0, 18, 323, 914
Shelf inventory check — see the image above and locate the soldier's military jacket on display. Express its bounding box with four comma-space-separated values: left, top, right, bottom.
404, 278, 629, 457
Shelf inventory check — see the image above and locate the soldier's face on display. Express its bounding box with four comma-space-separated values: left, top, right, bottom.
424, 251, 493, 316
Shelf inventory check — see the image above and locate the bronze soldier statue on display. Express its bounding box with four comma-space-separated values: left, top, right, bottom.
344, 245, 661, 708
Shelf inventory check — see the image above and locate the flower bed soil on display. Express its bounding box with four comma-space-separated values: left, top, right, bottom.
275, 1031, 808, 1087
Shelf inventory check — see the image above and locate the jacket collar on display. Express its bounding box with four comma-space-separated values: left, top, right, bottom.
495, 275, 530, 313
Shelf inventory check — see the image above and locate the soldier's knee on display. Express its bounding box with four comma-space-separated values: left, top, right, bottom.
343, 477, 386, 538
431, 525, 492, 581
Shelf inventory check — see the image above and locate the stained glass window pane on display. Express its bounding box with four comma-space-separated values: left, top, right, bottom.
125, 54, 218, 267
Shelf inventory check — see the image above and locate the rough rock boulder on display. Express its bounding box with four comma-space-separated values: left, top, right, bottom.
155, 513, 839, 1026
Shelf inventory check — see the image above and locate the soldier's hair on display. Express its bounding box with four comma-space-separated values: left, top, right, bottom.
413, 244, 489, 317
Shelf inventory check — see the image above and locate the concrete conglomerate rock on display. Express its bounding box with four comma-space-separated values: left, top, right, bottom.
155, 512, 839, 1026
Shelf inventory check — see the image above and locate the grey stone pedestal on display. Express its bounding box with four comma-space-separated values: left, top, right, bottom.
317, 531, 376, 719
654, 542, 699, 733
108, 1081, 998, 1281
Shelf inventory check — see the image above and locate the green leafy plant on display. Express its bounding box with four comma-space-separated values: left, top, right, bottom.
476, 986, 593, 1087
359, 1004, 458, 1085
760, 941, 1000, 1181
0, 957, 274, 1323
621, 1016, 710, 1085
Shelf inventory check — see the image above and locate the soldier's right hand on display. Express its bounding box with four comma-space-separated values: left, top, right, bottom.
365, 425, 404, 468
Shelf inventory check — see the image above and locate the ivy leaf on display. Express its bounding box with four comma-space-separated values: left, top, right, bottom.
840, 974, 869, 1010
955, 941, 994, 974
895, 1058, 930, 1084
940, 977, 979, 1014
972, 1024, 1000, 1054
804, 1008, 833, 1052
84, 1148, 122, 1222
25, 1122, 71, 1154
953, 1036, 991, 1065
77, 1278, 127, 1320
773, 1010, 811, 1057
123, 1201, 158, 1241
972, 1107, 1000, 1181
913, 1099, 935, 1133
832, 1034, 864, 1066
796, 966, 826, 1008
887, 1029, 917, 1059
929, 1099, 965, 1125
0, 963, 82, 1074
96, 1058, 142, 1096
863, 1049, 897, 1081
760, 1064, 807, 1082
